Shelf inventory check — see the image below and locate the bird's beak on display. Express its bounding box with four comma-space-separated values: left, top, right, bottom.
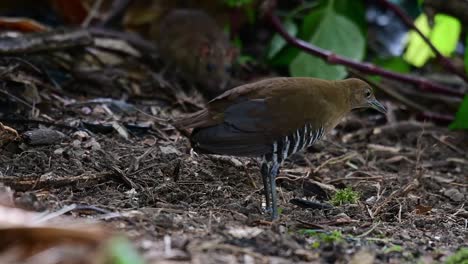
368, 98, 387, 114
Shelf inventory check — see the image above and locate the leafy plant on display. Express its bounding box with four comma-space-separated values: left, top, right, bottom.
290, 0, 366, 80
450, 96, 468, 130
330, 187, 360, 206
267, 0, 366, 79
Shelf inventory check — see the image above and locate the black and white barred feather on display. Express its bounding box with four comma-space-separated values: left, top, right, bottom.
263, 124, 324, 165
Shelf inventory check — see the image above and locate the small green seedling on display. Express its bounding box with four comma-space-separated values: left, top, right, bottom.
105, 236, 145, 264
299, 229, 344, 249
330, 187, 360, 206
384, 245, 403, 254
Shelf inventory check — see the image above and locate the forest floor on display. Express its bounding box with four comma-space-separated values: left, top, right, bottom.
1, 86, 467, 263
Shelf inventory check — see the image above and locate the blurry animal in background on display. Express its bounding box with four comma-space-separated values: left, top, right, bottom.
150, 9, 238, 98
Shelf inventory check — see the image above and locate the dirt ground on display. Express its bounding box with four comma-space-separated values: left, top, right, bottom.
1, 93, 467, 263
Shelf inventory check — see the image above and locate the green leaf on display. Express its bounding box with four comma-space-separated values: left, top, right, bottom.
333, 0, 367, 34
267, 19, 298, 59
371, 57, 411, 83
374, 57, 411, 73
431, 14, 461, 55
106, 236, 145, 264
404, 14, 461, 67
449, 96, 468, 130
106, 237, 145, 264
269, 47, 300, 67
404, 14, 431, 67
290, 0, 365, 80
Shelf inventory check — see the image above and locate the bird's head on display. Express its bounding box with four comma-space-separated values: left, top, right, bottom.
341, 78, 387, 114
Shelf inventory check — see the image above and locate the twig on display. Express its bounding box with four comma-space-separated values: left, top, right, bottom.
89, 27, 158, 54
0, 118, 79, 130
33, 204, 79, 223
356, 221, 380, 238
82, 0, 105, 27
0, 28, 92, 55
262, 0, 465, 97
98, 0, 134, 27
314, 152, 358, 172
326, 176, 385, 184
128, 146, 157, 172
0, 172, 114, 191
372, 178, 419, 216
377, 0, 468, 83
416, 111, 454, 124
0, 85, 34, 109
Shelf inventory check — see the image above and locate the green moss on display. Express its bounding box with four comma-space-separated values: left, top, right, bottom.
330, 187, 360, 205
299, 229, 344, 246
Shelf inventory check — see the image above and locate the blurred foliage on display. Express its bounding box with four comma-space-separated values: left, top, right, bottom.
223, 0, 256, 23
105, 236, 145, 264
289, 0, 366, 80
223, 0, 253, 8
371, 57, 411, 83
465, 35, 468, 75
450, 96, 468, 130
445, 247, 468, 264
374, 57, 411, 74
267, 19, 297, 60
390, 0, 421, 18
404, 14, 461, 67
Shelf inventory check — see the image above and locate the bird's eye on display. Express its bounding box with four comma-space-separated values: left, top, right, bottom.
206, 63, 215, 73
365, 89, 372, 98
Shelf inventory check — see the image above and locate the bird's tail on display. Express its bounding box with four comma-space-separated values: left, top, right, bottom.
172, 109, 212, 129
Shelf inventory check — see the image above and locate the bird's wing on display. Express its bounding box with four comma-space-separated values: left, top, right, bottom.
191, 95, 323, 156
191, 98, 273, 156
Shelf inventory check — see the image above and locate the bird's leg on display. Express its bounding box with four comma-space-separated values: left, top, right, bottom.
269, 162, 280, 220
260, 161, 271, 213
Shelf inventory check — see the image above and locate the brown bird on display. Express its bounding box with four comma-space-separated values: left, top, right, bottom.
150, 9, 237, 97
174, 77, 387, 219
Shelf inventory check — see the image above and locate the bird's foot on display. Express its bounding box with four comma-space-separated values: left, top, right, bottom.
262, 205, 279, 220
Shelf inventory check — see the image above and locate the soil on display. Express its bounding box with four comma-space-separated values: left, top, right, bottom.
1, 94, 467, 263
